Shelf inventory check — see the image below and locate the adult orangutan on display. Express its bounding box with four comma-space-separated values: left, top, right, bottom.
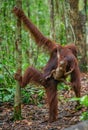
13, 7, 81, 122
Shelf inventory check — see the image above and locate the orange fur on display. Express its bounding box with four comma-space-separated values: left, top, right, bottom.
13, 7, 81, 122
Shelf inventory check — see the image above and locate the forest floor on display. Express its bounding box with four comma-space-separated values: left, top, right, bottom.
0, 73, 88, 130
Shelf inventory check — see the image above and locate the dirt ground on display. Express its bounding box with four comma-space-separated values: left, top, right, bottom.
0, 73, 88, 130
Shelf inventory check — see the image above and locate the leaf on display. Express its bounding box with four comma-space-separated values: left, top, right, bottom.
80, 95, 88, 107
70, 97, 80, 102
0, 74, 4, 82
3, 94, 13, 102
80, 112, 88, 120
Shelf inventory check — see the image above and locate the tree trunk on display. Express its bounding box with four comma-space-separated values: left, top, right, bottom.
49, 0, 55, 40
85, 0, 88, 71
69, 0, 87, 71
14, 0, 22, 120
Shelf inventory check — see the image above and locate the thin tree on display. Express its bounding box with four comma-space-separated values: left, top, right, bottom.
49, 0, 55, 40
14, 0, 22, 120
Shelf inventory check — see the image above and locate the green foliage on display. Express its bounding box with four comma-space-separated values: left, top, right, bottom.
36, 53, 49, 69
70, 95, 88, 107
80, 111, 88, 120
0, 62, 15, 102
58, 22, 67, 45
80, 95, 88, 120
80, 95, 88, 107
71, 95, 88, 120
78, 0, 85, 11
57, 76, 71, 90
57, 83, 70, 91
0, 87, 15, 102
22, 86, 44, 105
